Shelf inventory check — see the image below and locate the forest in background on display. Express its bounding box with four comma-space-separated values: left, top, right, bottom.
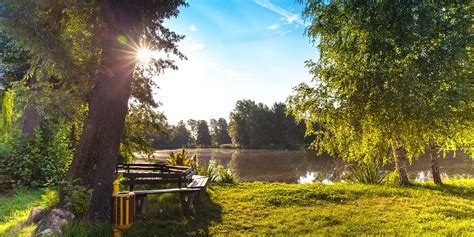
151, 99, 310, 150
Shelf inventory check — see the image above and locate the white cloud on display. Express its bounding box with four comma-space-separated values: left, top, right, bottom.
188, 24, 197, 32
286, 14, 299, 24
267, 23, 280, 30
254, 0, 309, 27
179, 40, 206, 52
277, 29, 292, 36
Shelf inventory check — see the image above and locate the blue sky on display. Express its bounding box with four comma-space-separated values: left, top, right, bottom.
154, 0, 316, 124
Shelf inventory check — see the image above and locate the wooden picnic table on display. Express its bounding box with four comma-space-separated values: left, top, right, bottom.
115, 163, 209, 213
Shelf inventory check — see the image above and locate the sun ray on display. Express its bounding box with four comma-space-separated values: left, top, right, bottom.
136, 48, 154, 63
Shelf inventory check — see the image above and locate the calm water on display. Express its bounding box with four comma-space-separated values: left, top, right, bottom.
148, 149, 473, 184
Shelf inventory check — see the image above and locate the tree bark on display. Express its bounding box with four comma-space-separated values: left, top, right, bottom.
392, 141, 411, 185
22, 75, 42, 138
428, 136, 442, 184
64, 5, 138, 220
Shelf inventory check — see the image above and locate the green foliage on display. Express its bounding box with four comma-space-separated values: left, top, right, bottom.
61, 180, 92, 217
166, 149, 239, 184
171, 121, 192, 148
197, 158, 238, 184
40, 189, 59, 209
288, 1, 472, 166
167, 148, 198, 170
121, 105, 168, 162
0, 31, 30, 90
187, 119, 212, 146
210, 118, 232, 145
384, 170, 400, 186
196, 159, 219, 182
0, 122, 73, 188
345, 162, 386, 184
229, 100, 307, 149
0, 90, 14, 141
216, 165, 239, 184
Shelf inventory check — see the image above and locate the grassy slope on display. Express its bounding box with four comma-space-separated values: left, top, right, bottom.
0, 190, 44, 236
1, 179, 473, 236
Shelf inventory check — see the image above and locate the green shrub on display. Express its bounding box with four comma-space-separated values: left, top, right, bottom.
197, 158, 238, 184
345, 162, 386, 184
167, 148, 197, 170
216, 165, 239, 184
0, 122, 74, 189
166, 148, 239, 184
61, 180, 92, 216
41, 189, 60, 209
197, 158, 219, 182
383, 170, 400, 185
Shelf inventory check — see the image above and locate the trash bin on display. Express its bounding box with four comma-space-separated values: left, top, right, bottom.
112, 181, 135, 231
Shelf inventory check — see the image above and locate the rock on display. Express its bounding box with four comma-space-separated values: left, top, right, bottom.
25, 207, 48, 226
36, 208, 75, 236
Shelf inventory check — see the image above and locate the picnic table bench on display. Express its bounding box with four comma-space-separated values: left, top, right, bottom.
115, 163, 209, 213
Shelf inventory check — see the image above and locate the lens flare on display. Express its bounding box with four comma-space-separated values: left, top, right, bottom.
136, 48, 154, 64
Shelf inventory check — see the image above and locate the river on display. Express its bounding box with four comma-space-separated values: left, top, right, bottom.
146, 148, 473, 184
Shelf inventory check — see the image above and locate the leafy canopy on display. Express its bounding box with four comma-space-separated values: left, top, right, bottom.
288, 1, 472, 163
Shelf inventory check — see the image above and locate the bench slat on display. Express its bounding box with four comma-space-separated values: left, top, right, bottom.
122, 179, 186, 185
118, 167, 168, 171
133, 188, 202, 196
123, 172, 185, 179
117, 163, 167, 167
187, 180, 199, 187
187, 177, 208, 189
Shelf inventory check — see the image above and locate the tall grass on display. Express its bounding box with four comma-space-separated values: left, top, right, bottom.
167, 148, 197, 170
345, 162, 386, 184
198, 158, 239, 184
167, 148, 239, 183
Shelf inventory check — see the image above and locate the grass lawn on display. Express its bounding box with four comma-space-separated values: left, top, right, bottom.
1, 179, 473, 236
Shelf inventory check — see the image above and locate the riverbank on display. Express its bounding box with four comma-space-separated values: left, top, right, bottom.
1, 179, 473, 236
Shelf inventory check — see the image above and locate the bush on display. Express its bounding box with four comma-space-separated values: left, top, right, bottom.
167, 148, 197, 170
41, 189, 60, 209
197, 157, 238, 184
345, 162, 386, 184
216, 165, 239, 184
197, 158, 219, 182
0, 123, 74, 188
384, 170, 400, 185
61, 180, 92, 216
166, 148, 239, 184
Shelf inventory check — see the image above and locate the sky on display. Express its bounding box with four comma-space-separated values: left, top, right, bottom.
154, 0, 317, 125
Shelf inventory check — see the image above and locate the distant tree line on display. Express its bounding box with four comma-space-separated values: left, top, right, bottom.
151, 99, 309, 150
229, 100, 309, 149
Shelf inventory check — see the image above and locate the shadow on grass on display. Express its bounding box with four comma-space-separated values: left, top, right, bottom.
409, 182, 474, 199
62, 190, 223, 237
125, 190, 223, 236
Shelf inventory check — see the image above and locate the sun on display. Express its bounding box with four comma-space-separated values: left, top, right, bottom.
136, 48, 154, 64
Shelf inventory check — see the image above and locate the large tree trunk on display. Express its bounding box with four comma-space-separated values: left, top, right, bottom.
64, 5, 138, 220
22, 75, 43, 138
392, 141, 411, 185
428, 136, 442, 184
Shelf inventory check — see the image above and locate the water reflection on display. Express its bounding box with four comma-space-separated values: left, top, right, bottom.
298, 171, 317, 184
321, 179, 333, 185
150, 149, 473, 184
